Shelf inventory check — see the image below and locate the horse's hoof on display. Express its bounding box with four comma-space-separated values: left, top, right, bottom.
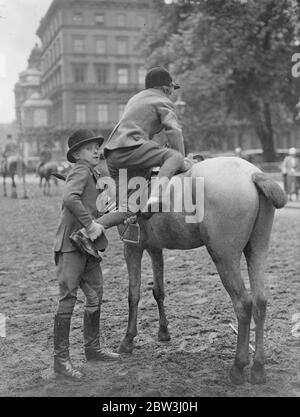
229, 364, 245, 385
158, 328, 171, 342
118, 341, 134, 354
250, 363, 266, 384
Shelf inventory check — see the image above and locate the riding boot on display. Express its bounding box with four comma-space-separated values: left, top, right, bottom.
83, 309, 120, 361
138, 176, 170, 220
53, 314, 83, 380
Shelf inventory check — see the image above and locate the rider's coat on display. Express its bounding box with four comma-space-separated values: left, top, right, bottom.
104, 88, 184, 154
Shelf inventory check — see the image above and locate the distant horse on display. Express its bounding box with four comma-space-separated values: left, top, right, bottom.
1, 155, 28, 199
37, 161, 59, 195
109, 157, 286, 385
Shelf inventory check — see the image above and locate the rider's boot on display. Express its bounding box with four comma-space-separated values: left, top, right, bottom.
83, 309, 120, 361
140, 176, 170, 219
53, 314, 83, 380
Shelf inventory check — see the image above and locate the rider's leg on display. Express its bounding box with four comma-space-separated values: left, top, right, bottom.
75, 143, 187, 242
95, 142, 186, 228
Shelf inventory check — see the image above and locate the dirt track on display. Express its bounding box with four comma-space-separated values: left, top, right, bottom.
0, 182, 299, 397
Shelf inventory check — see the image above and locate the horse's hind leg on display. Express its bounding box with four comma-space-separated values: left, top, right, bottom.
147, 246, 170, 342
119, 243, 144, 354
22, 171, 28, 199
211, 252, 252, 385
46, 179, 50, 196
244, 197, 274, 384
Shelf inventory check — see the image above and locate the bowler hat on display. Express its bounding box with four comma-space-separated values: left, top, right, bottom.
145, 67, 180, 90
67, 129, 104, 163
289, 147, 297, 155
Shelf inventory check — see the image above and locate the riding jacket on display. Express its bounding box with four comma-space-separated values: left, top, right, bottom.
104, 88, 184, 155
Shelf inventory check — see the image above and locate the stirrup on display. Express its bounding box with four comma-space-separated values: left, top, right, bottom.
120, 221, 140, 244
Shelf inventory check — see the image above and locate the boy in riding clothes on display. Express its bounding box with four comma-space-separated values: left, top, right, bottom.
53, 129, 120, 380
72, 67, 192, 249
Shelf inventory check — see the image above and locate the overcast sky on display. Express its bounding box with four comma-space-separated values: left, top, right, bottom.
0, 0, 52, 124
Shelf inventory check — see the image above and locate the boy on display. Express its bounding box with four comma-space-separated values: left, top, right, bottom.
53, 129, 120, 381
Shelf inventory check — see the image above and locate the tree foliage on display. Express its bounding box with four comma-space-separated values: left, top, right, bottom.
141, 0, 300, 160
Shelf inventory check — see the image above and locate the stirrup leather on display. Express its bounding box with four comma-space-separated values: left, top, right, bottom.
120, 218, 140, 244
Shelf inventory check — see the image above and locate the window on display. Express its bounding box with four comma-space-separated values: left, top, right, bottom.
54, 14, 60, 30
73, 37, 84, 53
73, 12, 82, 23
34, 109, 47, 127
95, 13, 104, 25
75, 104, 86, 123
51, 47, 55, 63
118, 104, 126, 119
116, 38, 128, 55
95, 38, 106, 54
117, 67, 129, 85
138, 67, 147, 85
55, 69, 61, 86
95, 64, 108, 85
56, 38, 61, 57
49, 22, 53, 38
117, 13, 126, 27
73, 64, 86, 83
137, 15, 147, 28
98, 104, 109, 123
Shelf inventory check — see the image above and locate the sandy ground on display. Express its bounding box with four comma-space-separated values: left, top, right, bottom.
0, 181, 299, 397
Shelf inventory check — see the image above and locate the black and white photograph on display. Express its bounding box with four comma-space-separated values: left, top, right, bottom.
0, 0, 299, 400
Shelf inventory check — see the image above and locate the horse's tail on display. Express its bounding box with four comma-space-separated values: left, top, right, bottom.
252, 172, 287, 209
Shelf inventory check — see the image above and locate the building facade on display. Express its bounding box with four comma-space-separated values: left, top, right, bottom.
36, 0, 155, 145
14, 44, 54, 159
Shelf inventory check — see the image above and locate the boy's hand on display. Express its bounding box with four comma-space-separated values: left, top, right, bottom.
86, 221, 105, 241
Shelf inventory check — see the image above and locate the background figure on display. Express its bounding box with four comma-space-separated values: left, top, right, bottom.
2, 134, 19, 159
1, 134, 27, 199
234, 147, 243, 158
37, 143, 52, 169
281, 147, 300, 200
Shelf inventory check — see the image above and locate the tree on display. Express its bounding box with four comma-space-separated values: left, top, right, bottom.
141, 0, 300, 161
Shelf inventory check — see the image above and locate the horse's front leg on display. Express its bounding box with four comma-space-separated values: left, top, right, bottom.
11, 174, 17, 198
147, 246, 170, 342
3, 174, 7, 197
119, 243, 144, 354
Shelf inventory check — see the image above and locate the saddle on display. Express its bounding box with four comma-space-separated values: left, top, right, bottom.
110, 159, 198, 244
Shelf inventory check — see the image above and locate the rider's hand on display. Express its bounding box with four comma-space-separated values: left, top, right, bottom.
183, 157, 194, 171
86, 221, 105, 241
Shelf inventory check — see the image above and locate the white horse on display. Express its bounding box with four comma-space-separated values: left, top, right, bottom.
115, 157, 287, 385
